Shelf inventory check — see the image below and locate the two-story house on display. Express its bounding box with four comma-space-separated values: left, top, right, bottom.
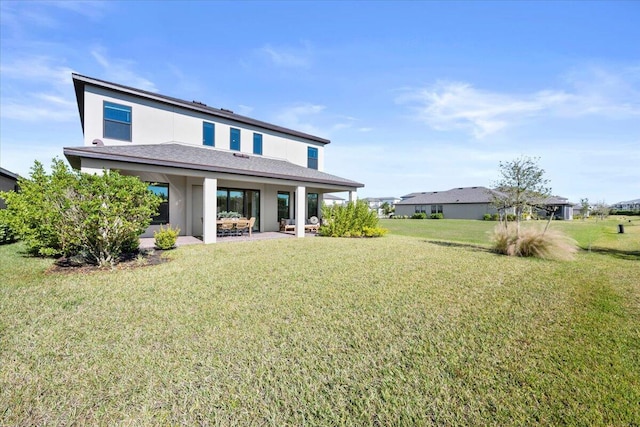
64, 74, 363, 243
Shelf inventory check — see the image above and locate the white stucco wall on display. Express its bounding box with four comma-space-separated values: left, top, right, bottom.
83, 86, 324, 170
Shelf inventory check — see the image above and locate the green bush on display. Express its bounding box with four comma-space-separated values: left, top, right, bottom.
491, 224, 577, 261
430, 213, 444, 219
319, 200, 386, 238
0, 159, 161, 267
0, 218, 17, 245
483, 214, 492, 221
411, 213, 427, 219
154, 224, 180, 250
362, 226, 388, 237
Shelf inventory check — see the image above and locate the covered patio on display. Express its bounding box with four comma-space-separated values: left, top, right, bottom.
64, 143, 364, 244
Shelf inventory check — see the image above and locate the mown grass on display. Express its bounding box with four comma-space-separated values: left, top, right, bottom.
1, 218, 639, 425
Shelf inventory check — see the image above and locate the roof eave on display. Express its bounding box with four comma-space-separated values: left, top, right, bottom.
63, 147, 363, 189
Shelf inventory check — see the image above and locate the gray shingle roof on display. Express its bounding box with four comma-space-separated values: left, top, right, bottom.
72, 73, 330, 145
64, 143, 363, 189
397, 187, 501, 205
398, 186, 572, 206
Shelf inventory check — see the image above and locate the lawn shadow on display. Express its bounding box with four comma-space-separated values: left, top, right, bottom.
581, 247, 640, 262
424, 240, 493, 253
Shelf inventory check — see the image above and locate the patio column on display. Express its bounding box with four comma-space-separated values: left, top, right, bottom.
295, 185, 306, 238
203, 177, 217, 244
349, 190, 358, 203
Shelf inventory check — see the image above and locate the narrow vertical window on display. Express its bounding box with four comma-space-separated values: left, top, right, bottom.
278, 191, 290, 220
104, 101, 132, 141
307, 193, 319, 218
253, 133, 263, 155
307, 147, 318, 170
148, 183, 169, 224
230, 128, 241, 151
203, 122, 215, 146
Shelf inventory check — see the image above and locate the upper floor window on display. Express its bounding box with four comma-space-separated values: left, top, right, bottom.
253, 133, 263, 155
230, 128, 241, 151
203, 122, 215, 147
104, 101, 132, 141
307, 147, 318, 170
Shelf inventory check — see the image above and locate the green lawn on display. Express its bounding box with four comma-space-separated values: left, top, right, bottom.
1, 218, 639, 425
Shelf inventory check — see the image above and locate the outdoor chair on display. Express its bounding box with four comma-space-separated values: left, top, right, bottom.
217, 219, 235, 237
234, 219, 250, 236
305, 216, 320, 233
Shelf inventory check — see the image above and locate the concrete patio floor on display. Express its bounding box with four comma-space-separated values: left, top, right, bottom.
139, 231, 316, 249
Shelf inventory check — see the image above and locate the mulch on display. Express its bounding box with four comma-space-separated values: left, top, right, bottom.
47, 249, 170, 274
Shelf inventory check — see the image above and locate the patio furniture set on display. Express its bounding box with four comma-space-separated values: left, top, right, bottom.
279, 216, 320, 234
216, 217, 256, 237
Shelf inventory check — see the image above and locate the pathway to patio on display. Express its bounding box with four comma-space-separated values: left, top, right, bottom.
139, 232, 315, 249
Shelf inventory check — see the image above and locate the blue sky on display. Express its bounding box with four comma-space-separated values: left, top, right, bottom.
1, 1, 639, 203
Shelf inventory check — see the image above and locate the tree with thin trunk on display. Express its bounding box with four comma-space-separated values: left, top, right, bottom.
592, 200, 610, 221
580, 198, 590, 220
491, 156, 551, 236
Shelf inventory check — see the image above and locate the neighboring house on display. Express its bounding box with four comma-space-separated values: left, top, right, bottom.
322, 193, 347, 206
536, 196, 573, 220
361, 197, 401, 210
396, 186, 573, 220
0, 167, 20, 209
396, 187, 505, 219
612, 199, 640, 211
361, 196, 400, 217
63, 73, 363, 243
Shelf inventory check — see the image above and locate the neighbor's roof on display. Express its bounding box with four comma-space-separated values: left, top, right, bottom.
64, 143, 363, 189
398, 186, 572, 206
397, 186, 502, 205
323, 194, 346, 200
72, 73, 330, 145
0, 167, 20, 180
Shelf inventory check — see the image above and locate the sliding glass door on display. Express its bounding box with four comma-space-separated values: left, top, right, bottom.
217, 188, 260, 231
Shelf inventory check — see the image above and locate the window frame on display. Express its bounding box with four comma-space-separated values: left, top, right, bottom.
230, 128, 241, 151
307, 147, 318, 170
148, 182, 169, 225
203, 122, 215, 147
253, 133, 263, 155
103, 101, 132, 141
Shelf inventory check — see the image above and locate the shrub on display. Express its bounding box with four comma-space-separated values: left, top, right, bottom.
491, 224, 578, 261
362, 226, 388, 237
411, 213, 427, 219
0, 218, 17, 245
430, 213, 444, 219
319, 200, 386, 238
0, 160, 76, 256
0, 159, 161, 267
154, 224, 180, 249
483, 214, 492, 221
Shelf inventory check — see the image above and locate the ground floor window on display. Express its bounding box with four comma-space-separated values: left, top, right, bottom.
278, 191, 290, 221
415, 205, 427, 213
148, 183, 169, 224
217, 188, 260, 229
431, 205, 443, 214
307, 193, 319, 218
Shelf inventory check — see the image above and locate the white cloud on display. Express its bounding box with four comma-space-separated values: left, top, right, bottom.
274, 103, 326, 136
398, 65, 640, 138
259, 43, 312, 68
0, 56, 77, 122
397, 81, 567, 138
91, 49, 158, 92
0, 56, 75, 86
